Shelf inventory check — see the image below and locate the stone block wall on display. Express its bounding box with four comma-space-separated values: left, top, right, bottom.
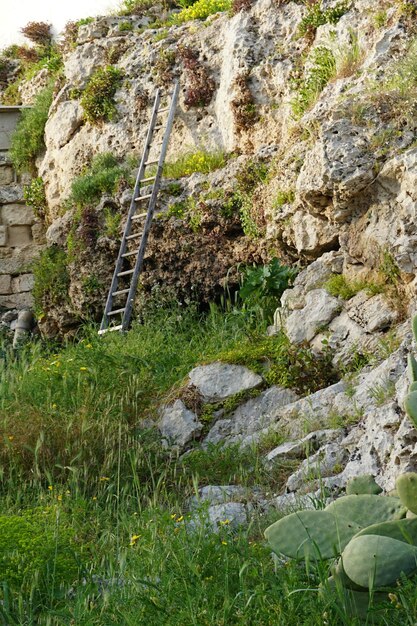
0, 107, 46, 320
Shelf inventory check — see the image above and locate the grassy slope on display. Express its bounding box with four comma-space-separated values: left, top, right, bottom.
0, 305, 415, 624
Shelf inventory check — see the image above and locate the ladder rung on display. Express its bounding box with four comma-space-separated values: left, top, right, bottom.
112, 288, 130, 296
158, 107, 169, 113
135, 193, 152, 201
154, 125, 163, 130
126, 232, 142, 241
141, 176, 156, 183
122, 250, 138, 258
108, 308, 126, 316
132, 212, 147, 220
98, 325, 123, 335
145, 159, 159, 166
117, 269, 135, 277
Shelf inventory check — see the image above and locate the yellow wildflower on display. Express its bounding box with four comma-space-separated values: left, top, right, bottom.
130, 534, 141, 546
48, 485, 53, 491
80, 367, 88, 371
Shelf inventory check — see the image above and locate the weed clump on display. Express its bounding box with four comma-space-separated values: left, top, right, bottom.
179, 46, 215, 108
23, 177, 47, 219
298, 1, 350, 41
32, 246, 70, 317
291, 46, 336, 118
173, 0, 231, 23
9, 82, 54, 173
69, 153, 129, 207
163, 150, 226, 178
80, 66, 123, 124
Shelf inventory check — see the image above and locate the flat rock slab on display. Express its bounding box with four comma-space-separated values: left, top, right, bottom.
159, 399, 203, 449
265, 428, 344, 465
189, 485, 249, 509
285, 289, 341, 344
189, 362, 262, 402
204, 386, 299, 446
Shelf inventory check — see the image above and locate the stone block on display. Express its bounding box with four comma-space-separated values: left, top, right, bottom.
0, 292, 33, 309
31, 222, 46, 244
7, 225, 32, 247
0, 225, 7, 246
0, 184, 23, 204
0, 274, 11, 294
11, 273, 34, 293
2, 204, 35, 226
0, 165, 14, 186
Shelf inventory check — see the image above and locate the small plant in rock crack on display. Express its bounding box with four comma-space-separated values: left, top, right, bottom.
23, 177, 47, 219
231, 72, 258, 133
80, 66, 123, 124
178, 45, 215, 108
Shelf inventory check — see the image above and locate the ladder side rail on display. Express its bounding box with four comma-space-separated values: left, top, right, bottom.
99, 89, 161, 331
123, 82, 180, 329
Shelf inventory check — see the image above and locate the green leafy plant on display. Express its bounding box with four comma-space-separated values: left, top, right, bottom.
80, 66, 123, 124
0, 508, 80, 592
273, 189, 295, 210
9, 82, 54, 173
118, 20, 134, 31
23, 177, 47, 219
239, 258, 296, 320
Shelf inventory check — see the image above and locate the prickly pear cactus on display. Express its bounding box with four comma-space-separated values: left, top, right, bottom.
405, 315, 417, 428
396, 472, 417, 515
342, 534, 417, 589
264, 510, 362, 561
345, 475, 382, 496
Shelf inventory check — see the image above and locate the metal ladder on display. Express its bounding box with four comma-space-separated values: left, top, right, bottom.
99, 81, 180, 335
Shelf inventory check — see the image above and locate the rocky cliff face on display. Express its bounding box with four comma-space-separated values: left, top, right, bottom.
18, 0, 415, 334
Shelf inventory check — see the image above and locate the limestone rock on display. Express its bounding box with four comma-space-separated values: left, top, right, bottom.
207, 503, 248, 529
265, 429, 344, 465
188, 362, 262, 402
284, 289, 341, 344
296, 119, 375, 219
286, 441, 349, 492
346, 292, 398, 333
44, 101, 84, 149
159, 399, 203, 448
204, 386, 298, 446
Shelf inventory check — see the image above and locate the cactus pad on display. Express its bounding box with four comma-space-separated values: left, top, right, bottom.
342, 534, 417, 589
325, 495, 406, 527
408, 354, 417, 384
405, 391, 417, 428
346, 475, 382, 496
354, 518, 417, 545
264, 510, 362, 561
396, 473, 417, 515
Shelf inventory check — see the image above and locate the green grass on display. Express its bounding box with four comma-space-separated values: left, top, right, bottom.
1, 301, 417, 623
291, 46, 337, 118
